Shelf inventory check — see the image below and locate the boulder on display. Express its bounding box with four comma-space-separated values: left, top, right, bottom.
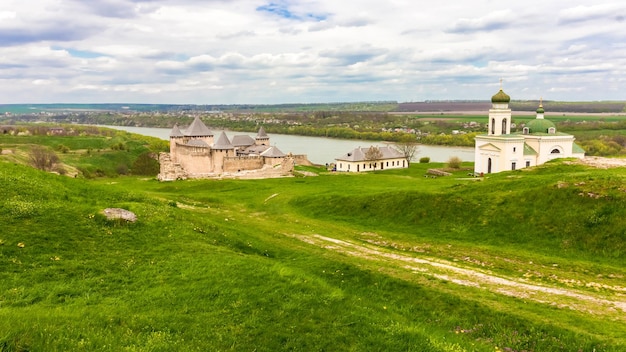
102, 208, 137, 222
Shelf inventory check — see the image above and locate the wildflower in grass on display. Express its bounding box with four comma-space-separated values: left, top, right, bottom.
0, 239, 4, 245
17, 242, 25, 248
50, 256, 61, 261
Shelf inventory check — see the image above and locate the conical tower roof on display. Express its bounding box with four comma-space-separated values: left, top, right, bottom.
256, 126, 268, 138
212, 131, 234, 149
170, 124, 184, 137
185, 116, 213, 137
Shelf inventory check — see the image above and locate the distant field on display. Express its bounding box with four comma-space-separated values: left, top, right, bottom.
2, 100, 625, 115
396, 101, 626, 114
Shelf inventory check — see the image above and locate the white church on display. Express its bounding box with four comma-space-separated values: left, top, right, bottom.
474, 87, 585, 175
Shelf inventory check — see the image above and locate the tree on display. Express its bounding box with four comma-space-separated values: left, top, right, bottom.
132, 152, 160, 176
364, 145, 383, 161
29, 146, 59, 171
395, 134, 419, 165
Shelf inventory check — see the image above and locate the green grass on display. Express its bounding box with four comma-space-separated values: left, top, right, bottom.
1, 140, 626, 351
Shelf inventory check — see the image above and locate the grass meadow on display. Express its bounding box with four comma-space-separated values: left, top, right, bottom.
1, 132, 626, 351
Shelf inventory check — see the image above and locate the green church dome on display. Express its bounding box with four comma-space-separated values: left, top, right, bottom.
536, 105, 544, 114
526, 119, 555, 134
491, 89, 511, 103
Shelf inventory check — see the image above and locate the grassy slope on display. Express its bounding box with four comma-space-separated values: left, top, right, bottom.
1, 160, 625, 351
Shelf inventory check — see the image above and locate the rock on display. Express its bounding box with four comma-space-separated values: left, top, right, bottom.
102, 208, 137, 222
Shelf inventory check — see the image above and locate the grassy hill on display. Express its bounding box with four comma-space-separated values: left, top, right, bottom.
1, 153, 625, 350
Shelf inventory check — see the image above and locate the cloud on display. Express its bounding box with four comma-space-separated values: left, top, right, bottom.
446, 10, 515, 33
319, 45, 388, 66
0, 23, 101, 46
558, 4, 626, 24
1, 0, 625, 103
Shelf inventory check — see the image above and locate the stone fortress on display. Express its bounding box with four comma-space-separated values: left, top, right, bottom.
158, 116, 309, 180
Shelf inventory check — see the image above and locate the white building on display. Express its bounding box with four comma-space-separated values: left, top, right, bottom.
335, 146, 407, 172
474, 88, 585, 175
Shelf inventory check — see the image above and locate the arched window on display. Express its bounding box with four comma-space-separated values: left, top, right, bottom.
523, 127, 529, 135
550, 148, 560, 154
548, 127, 556, 134
487, 158, 492, 173
502, 119, 507, 134
491, 119, 495, 135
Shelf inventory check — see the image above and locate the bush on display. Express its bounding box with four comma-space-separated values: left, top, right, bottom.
116, 164, 130, 175
29, 146, 59, 171
56, 144, 70, 153
419, 157, 430, 163
447, 156, 462, 169
132, 152, 160, 176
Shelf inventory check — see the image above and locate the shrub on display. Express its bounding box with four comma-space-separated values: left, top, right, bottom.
132, 152, 160, 176
116, 164, 130, 175
56, 144, 70, 153
419, 157, 430, 163
29, 146, 59, 171
447, 156, 462, 169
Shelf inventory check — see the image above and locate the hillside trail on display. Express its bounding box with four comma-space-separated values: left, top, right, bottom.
288, 233, 626, 319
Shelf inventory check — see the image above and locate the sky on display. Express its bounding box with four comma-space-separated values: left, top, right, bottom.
0, 0, 625, 104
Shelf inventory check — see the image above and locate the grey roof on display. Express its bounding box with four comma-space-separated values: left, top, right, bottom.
185, 116, 213, 137
212, 131, 234, 149
335, 146, 405, 162
240, 145, 270, 155
256, 126, 268, 138
231, 134, 255, 147
170, 124, 184, 137
260, 145, 286, 158
186, 139, 209, 147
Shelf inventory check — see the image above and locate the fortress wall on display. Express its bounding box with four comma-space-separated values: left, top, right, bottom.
224, 156, 264, 172
292, 154, 313, 166
264, 157, 283, 167
176, 146, 213, 174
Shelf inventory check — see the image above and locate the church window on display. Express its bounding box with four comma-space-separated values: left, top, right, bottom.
523, 127, 529, 135
513, 147, 516, 152
548, 127, 556, 134
526, 160, 530, 167
502, 119, 507, 134
550, 148, 560, 154
491, 119, 495, 134
512, 162, 516, 170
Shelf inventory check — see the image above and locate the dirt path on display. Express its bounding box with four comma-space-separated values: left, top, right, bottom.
289, 234, 626, 318
576, 156, 626, 169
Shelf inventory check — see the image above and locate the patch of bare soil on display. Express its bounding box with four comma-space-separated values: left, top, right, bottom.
288, 234, 626, 318
575, 156, 626, 169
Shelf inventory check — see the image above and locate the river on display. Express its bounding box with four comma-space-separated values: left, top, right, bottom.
103, 125, 474, 165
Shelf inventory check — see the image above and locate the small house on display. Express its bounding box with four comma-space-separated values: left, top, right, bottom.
335, 146, 407, 172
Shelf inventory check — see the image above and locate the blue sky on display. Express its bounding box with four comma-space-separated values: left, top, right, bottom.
0, 0, 624, 104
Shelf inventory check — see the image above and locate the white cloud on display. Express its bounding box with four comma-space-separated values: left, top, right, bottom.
0, 0, 625, 103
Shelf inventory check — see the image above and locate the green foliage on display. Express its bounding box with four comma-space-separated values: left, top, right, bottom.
132, 152, 160, 176
56, 144, 70, 153
420, 157, 431, 163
